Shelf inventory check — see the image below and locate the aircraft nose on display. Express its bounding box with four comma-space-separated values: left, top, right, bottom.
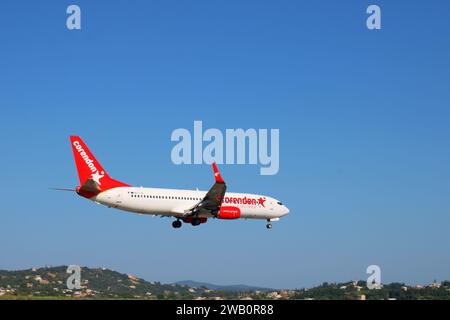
281, 206, 290, 216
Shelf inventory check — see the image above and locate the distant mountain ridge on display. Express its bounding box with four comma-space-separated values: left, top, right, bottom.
175, 280, 274, 292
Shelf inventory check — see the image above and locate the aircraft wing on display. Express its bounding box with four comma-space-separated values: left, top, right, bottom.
182, 163, 226, 217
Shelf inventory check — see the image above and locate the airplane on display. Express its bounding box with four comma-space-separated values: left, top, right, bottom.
61, 136, 289, 229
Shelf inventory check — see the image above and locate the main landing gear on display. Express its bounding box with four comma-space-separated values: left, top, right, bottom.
266, 219, 272, 229
172, 220, 182, 229
173, 217, 203, 228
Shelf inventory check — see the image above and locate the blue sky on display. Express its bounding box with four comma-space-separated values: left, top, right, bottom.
0, 0, 449, 289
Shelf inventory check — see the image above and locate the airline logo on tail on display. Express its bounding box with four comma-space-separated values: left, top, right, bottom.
91, 171, 105, 185
72, 140, 105, 185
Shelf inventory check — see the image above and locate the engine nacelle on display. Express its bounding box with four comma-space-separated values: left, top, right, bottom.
218, 206, 241, 219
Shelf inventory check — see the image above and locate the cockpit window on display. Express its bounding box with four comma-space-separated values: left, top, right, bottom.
277, 202, 283, 205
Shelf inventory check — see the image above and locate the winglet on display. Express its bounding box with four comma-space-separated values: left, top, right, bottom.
212, 162, 225, 184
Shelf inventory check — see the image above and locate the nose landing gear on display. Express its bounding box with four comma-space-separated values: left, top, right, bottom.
172, 220, 182, 229
266, 219, 272, 229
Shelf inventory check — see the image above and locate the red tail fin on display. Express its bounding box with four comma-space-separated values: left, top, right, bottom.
70, 136, 129, 196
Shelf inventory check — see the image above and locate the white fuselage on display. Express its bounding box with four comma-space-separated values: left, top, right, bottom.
92, 187, 290, 220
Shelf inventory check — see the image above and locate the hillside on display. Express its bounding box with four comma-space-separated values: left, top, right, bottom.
0, 266, 236, 299
291, 280, 450, 300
